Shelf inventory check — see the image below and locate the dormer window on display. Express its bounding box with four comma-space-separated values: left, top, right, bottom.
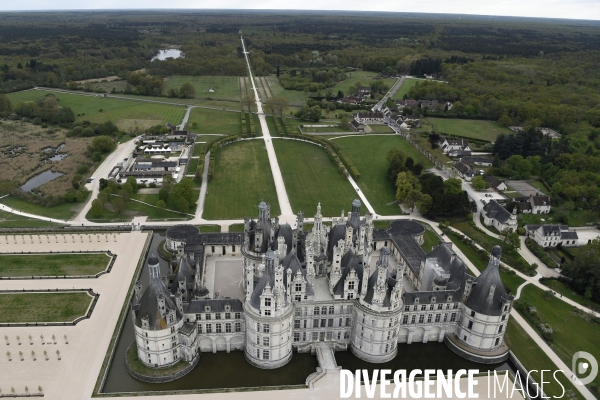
225, 305, 231, 312
264, 298, 271, 307
431, 297, 436, 303
205, 305, 211, 312
447, 296, 453, 302
415, 298, 419, 304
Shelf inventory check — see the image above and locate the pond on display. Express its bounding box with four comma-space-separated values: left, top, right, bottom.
151, 49, 183, 61
20, 170, 63, 192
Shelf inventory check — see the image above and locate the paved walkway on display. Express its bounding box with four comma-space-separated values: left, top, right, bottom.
240, 36, 294, 221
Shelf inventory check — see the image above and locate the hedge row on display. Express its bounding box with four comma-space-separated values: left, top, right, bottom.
525, 238, 559, 268
273, 117, 285, 137
288, 134, 359, 180
280, 117, 289, 136
241, 112, 247, 138
249, 114, 256, 136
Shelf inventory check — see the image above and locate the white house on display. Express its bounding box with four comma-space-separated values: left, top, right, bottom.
514, 195, 551, 214
453, 162, 474, 181
485, 176, 507, 191
482, 200, 518, 233
440, 138, 470, 155
525, 224, 578, 247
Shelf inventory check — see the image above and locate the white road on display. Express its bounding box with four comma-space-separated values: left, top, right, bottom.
240, 36, 294, 220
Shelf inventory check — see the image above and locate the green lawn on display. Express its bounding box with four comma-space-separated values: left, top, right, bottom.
6, 90, 186, 128
228, 223, 245, 232
421, 228, 441, 253
0, 292, 93, 323
0, 253, 110, 277
0, 210, 62, 228
333, 135, 432, 215
367, 125, 395, 133
445, 231, 525, 294
265, 75, 309, 106
392, 77, 424, 100
504, 319, 583, 400
330, 71, 397, 97
0, 196, 83, 221
163, 76, 241, 101
86, 193, 194, 222
540, 278, 600, 311
203, 140, 280, 219
517, 284, 600, 391
283, 118, 304, 135
529, 180, 550, 195
184, 108, 242, 135
272, 139, 362, 217
424, 118, 513, 142
188, 158, 199, 174
198, 225, 221, 233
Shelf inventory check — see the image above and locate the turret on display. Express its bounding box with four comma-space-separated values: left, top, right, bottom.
134, 280, 143, 302
175, 291, 183, 314
277, 236, 287, 256
245, 264, 254, 302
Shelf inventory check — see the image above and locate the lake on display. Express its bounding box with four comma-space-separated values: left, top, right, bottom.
20, 170, 64, 192
151, 49, 183, 61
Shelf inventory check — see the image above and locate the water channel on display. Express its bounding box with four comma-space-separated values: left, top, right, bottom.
20, 170, 64, 192
151, 49, 183, 61
101, 232, 517, 395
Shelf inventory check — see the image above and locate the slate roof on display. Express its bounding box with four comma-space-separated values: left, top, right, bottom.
185, 298, 243, 313
331, 248, 365, 296
465, 246, 512, 316
166, 225, 200, 241
561, 231, 579, 240
483, 200, 512, 224
453, 162, 472, 176
461, 157, 493, 165
485, 176, 504, 189
426, 242, 467, 291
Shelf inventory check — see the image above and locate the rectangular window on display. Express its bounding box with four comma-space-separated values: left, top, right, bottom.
226, 323, 232, 333
225, 313, 231, 319
419, 315, 424, 324
421, 305, 426, 311
329, 306, 335, 314
437, 304, 443, 310
294, 319, 300, 329
328, 319, 333, 327
263, 337, 269, 346
344, 331, 350, 339
216, 323, 222, 333
348, 281, 355, 290
235, 322, 241, 332
295, 283, 302, 292
196, 313, 201, 320
263, 350, 269, 360
206, 324, 212, 333
314, 307, 320, 315
263, 324, 270, 333
411, 315, 416, 324
215, 313, 221, 320
404, 305, 410, 312
321, 319, 327, 328
471, 311, 475, 317
257, 349, 260, 358
326, 332, 332, 340
346, 318, 351, 327
295, 308, 301, 316
232, 245, 236, 252
312, 332, 319, 341
198, 324, 202, 333
235, 312, 241, 319
264, 298, 271, 307
443, 313, 448, 322
427, 314, 433, 323
264, 310, 271, 316
450, 313, 457, 322
257, 335, 261, 345
435, 314, 441, 323
468, 320, 473, 330
402, 315, 409, 324
294, 333, 300, 342
205, 313, 211, 320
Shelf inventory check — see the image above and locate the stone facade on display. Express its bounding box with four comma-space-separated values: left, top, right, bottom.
130, 201, 514, 377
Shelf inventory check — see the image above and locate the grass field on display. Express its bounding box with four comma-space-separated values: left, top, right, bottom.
421, 228, 441, 253
0, 292, 93, 323
0, 210, 62, 228
332, 135, 432, 215
330, 71, 397, 97
540, 278, 600, 310
424, 118, 512, 142
264, 76, 308, 106
0, 253, 110, 277
198, 225, 221, 233
6, 90, 186, 130
392, 77, 424, 100
86, 193, 193, 222
367, 125, 395, 133
203, 140, 280, 219
163, 76, 241, 101
504, 319, 583, 400
272, 139, 362, 216
184, 108, 242, 135
0, 196, 82, 221
517, 284, 600, 390
187, 158, 199, 174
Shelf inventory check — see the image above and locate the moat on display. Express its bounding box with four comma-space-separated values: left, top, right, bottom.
100, 233, 514, 395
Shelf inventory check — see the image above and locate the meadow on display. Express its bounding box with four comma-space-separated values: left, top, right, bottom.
163, 76, 241, 101
273, 139, 363, 217
392, 77, 424, 100
184, 108, 242, 135
424, 118, 513, 142
203, 140, 280, 219
332, 135, 432, 215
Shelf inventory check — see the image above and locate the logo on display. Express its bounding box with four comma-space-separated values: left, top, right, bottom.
572, 351, 598, 386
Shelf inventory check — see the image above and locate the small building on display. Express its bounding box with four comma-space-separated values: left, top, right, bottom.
350, 119, 365, 133
525, 224, 578, 247
354, 112, 384, 124
482, 200, 517, 233
460, 157, 493, 167
453, 162, 474, 181
485, 176, 507, 191
449, 149, 472, 158
441, 138, 471, 155
514, 195, 551, 214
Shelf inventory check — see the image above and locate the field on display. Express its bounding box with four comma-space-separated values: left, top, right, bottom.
263, 75, 310, 107
540, 278, 600, 310
184, 108, 242, 135
424, 118, 512, 142
421, 227, 441, 253
0, 253, 110, 277
272, 139, 362, 216
6, 90, 186, 132
392, 77, 424, 100
367, 125, 395, 133
0, 292, 93, 323
517, 284, 600, 390
332, 135, 432, 215
330, 71, 397, 97
0, 120, 96, 196
163, 76, 241, 101
203, 140, 280, 219
0, 196, 83, 220
504, 319, 583, 400
0, 210, 62, 228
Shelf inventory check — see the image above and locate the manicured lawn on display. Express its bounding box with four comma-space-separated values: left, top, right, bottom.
330, 71, 397, 97
392, 77, 424, 100
421, 227, 441, 253
184, 108, 242, 135
0, 196, 83, 221
0, 292, 93, 323
272, 139, 362, 217
367, 125, 395, 133
517, 284, 600, 391
198, 225, 221, 233
539, 278, 600, 311
424, 118, 513, 142
228, 223, 245, 232
333, 135, 432, 215
567, 209, 599, 227
283, 118, 304, 135
187, 158, 199, 174
203, 140, 280, 219
529, 180, 549, 195
86, 194, 194, 222
0, 210, 62, 228
504, 319, 583, 400
445, 231, 525, 294
0, 253, 110, 277
163, 76, 241, 101
6, 90, 186, 128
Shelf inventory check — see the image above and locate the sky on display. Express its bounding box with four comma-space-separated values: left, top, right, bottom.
2, 0, 600, 21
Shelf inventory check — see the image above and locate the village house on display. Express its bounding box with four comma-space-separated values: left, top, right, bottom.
525, 224, 578, 247
485, 176, 507, 191
440, 138, 470, 155
482, 201, 518, 233
453, 162, 474, 181
350, 119, 365, 133
354, 112, 385, 124
513, 195, 551, 214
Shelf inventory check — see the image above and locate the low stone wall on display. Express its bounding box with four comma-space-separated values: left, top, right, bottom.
444, 335, 509, 364
125, 343, 200, 383
0, 226, 132, 234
